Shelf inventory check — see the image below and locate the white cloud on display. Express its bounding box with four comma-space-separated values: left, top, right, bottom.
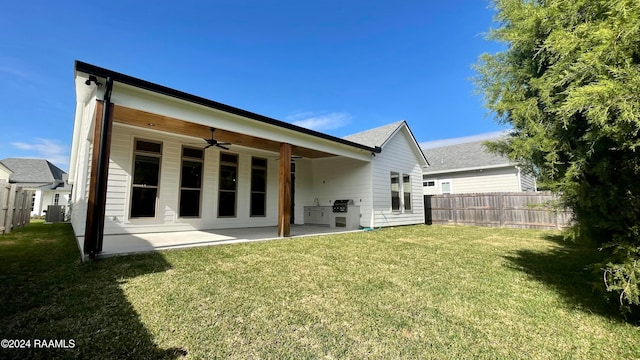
419, 130, 510, 149
11, 138, 69, 170
288, 112, 351, 131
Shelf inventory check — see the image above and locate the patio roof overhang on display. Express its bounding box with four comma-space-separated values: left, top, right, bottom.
74, 61, 381, 259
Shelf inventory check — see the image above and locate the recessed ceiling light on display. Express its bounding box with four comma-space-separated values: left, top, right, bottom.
147, 123, 155, 126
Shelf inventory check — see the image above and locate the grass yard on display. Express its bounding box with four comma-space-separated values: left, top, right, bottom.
1, 222, 639, 359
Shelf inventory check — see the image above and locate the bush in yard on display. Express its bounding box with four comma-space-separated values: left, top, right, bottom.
474, 0, 640, 315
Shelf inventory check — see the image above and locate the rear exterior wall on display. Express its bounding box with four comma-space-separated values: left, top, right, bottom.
372, 128, 425, 227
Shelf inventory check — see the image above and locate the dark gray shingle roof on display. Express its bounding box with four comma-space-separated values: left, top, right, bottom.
0, 158, 67, 186
423, 139, 512, 173
343, 121, 405, 148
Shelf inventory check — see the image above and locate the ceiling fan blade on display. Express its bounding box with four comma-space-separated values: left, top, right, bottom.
218, 142, 232, 146
216, 144, 230, 150
204, 144, 213, 149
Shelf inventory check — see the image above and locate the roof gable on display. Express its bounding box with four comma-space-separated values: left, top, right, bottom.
423, 139, 512, 173
343, 121, 405, 148
344, 121, 429, 166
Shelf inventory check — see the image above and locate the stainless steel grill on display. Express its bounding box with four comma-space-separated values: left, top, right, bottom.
332, 199, 354, 213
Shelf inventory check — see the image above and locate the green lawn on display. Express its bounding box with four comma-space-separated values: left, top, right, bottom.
1, 222, 638, 359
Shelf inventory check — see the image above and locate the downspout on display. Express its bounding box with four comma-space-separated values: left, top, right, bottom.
516, 166, 522, 192
86, 77, 113, 258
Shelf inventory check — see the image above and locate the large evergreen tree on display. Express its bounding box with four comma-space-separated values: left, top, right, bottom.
475, 0, 640, 313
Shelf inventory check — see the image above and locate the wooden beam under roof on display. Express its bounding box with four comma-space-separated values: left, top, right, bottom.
112, 104, 337, 159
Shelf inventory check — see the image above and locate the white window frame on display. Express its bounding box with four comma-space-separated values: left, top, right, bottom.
440, 179, 453, 194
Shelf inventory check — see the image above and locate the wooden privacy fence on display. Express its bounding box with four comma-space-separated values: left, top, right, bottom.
0, 182, 33, 234
424, 192, 572, 230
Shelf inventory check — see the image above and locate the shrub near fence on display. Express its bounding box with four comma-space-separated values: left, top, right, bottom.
0, 182, 33, 234
424, 192, 572, 230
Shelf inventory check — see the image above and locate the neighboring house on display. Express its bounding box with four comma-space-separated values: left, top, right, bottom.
0, 162, 13, 182
70, 61, 429, 258
0, 158, 71, 216
422, 139, 536, 195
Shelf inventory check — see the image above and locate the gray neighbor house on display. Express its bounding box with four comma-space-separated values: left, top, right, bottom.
422, 139, 537, 195
0, 158, 71, 217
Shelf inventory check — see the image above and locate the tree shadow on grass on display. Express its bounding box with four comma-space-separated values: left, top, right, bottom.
0, 223, 187, 359
502, 234, 628, 323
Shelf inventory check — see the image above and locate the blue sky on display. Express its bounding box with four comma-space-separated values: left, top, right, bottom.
0, 1, 506, 171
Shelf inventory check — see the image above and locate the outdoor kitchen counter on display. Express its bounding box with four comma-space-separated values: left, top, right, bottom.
303, 206, 331, 225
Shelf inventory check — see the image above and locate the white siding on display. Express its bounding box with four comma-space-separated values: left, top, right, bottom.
0, 167, 11, 182
309, 157, 372, 228
292, 159, 314, 225
372, 128, 425, 227
423, 167, 522, 195
70, 99, 96, 236
520, 171, 537, 192
102, 124, 285, 234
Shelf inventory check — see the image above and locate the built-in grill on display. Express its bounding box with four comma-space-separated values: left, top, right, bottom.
332, 199, 354, 213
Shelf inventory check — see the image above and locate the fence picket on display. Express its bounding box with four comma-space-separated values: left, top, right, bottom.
424, 192, 572, 230
0, 183, 33, 234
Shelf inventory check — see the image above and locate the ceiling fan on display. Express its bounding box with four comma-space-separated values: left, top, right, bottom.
203, 127, 232, 150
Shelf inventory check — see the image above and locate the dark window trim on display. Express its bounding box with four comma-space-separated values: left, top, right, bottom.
178, 145, 204, 218
250, 156, 267, 217
129, 138, 162, 219
218, 152, 238, 218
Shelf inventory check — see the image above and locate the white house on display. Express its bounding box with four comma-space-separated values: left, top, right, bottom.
0, 162, 13, 182
422, 139, 536, 195
69, 61, 429, 259
0, 158, 71, 216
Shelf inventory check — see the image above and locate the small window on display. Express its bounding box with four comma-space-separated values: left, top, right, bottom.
424, 180, 435, 187
218, 153, 238, 217
250, 157, 267, 217
390, 172, 400, 211
441, 180, 452, 194
403, 174, 412, 211
136, 140, 162, 153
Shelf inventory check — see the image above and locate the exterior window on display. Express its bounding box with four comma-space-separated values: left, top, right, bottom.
54, 193, 60, 206
250, 157, 267, 217
179, 147, 203, 217
131, 140, 162, 218
390, 172, 400, 211
218, 153, 238, 217
424, 180, 435, 187
403, 175, 412, 211
441, 180, 452, 194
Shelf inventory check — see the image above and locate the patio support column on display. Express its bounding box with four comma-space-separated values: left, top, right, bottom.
84, 78, 114, 258
278, 142, 291, 237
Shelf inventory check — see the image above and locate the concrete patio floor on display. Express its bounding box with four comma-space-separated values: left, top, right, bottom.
82, 225, 361, 259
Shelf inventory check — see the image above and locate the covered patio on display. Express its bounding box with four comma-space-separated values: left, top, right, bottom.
83, 225, 364, 258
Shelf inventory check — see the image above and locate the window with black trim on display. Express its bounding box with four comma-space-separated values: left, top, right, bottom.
179, 147, 203, 217
391, 172, 400, 211
250, 157, 267, 217
131, 139, 162, 218
218, 153, 238, 217
403, 174, 412, 211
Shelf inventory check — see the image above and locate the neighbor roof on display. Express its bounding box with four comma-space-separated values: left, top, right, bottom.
0, 158, 67, 188
423, 139, 512, 174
